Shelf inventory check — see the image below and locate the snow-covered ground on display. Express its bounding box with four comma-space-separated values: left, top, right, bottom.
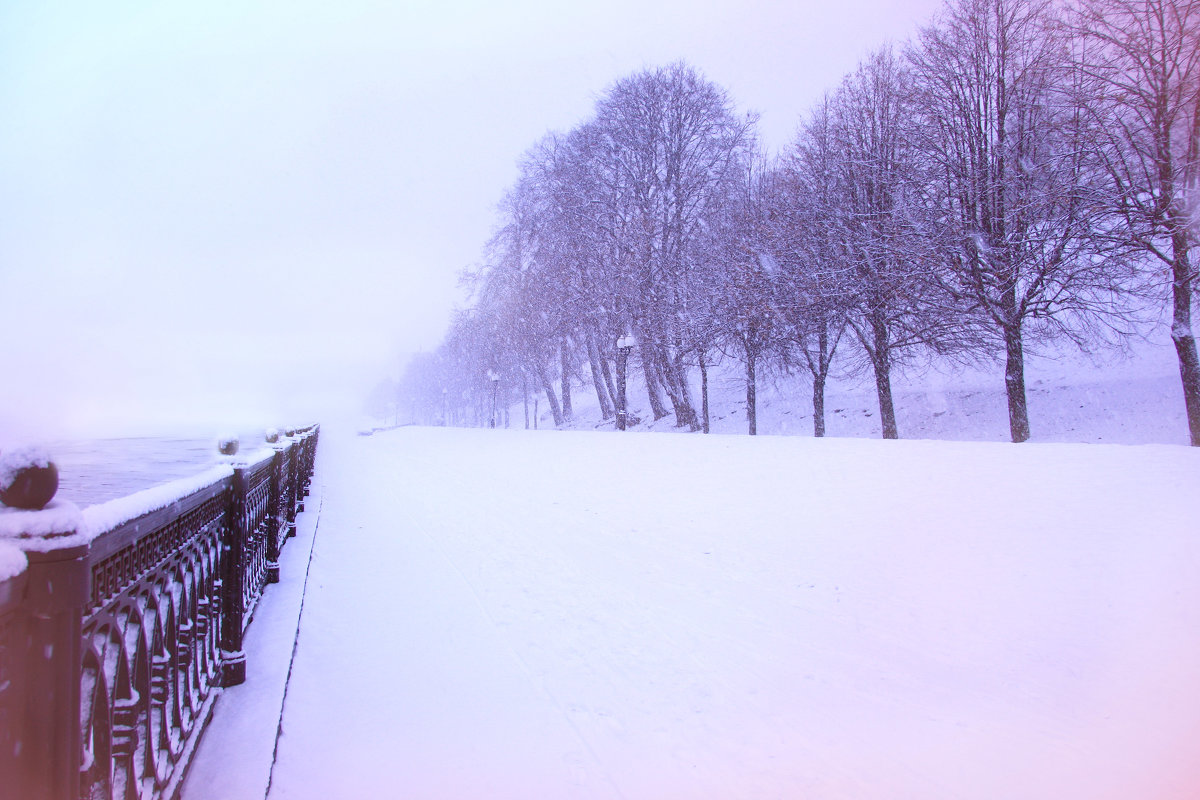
188, 422, 1200, 799
537, 330, 1192, 446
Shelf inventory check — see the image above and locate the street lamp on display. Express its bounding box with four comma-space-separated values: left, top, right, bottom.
616, 334, 635, 431
487, 370, 500, 428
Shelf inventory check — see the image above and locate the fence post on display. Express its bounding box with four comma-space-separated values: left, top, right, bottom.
16, 542, 89, 800
0, 564, 25, 800
285, 440, 298, 539
266, 449, 283, 584
296, 436, 306, 514
219, 468, 247, 687
305, 428, 318, 495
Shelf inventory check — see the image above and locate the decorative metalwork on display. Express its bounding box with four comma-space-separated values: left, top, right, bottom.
89, 488, 229, 612
0, 426, 319, 800
277, 444, 297, 543
81, 483, 226, 798
239, 458, 273, 625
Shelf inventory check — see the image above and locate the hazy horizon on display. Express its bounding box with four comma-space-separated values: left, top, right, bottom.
0, 0, 944, 439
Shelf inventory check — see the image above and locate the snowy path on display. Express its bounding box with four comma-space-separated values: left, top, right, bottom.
196, 427, 1199, 799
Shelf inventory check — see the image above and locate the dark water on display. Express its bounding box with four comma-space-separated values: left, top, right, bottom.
49, 434, 259, 508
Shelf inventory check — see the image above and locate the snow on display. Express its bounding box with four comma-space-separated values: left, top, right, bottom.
0, 443, 277, 563
0, 445, 53, 487
227, 447, 275, 471
0, 460, 239, 549
81, 464, 233, 539
0, 540, 26, 582
493, 323, 1190, 446
187, 425, 1200, 799
183, 478, 325, 800
0, 499, 84, 547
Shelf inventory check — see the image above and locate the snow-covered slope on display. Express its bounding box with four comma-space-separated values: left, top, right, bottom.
530, 330, 1191, 445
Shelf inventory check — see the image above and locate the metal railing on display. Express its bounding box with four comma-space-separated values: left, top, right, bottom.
0, 425, 319, 800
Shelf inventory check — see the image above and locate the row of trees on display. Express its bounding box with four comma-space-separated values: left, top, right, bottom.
397, 0, 1200, 444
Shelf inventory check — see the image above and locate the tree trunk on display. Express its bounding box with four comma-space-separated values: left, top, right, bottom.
699, 352, 710, 434
522, 374, 530, 429
1003, 322, 1031, 443
669, 352, 699, 431
640, 350, 670, 420
870, 314, 898, 439
560, 338, 572, 421
537, 365, 564, 427
812, 323, 830, 437
654, 346, 697, 430
812, 371, 827, 438
599, 343, 618, 409
1170, 231, 1200, 445
652, 350, 679, 414
587, 336, 614, 419
746, 348, 757, 436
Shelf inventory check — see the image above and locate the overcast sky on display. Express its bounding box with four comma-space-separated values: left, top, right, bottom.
0, 0, 943, 439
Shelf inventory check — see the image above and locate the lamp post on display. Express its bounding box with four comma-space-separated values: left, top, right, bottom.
616, 334, 635, 430
487, 370, 500, 428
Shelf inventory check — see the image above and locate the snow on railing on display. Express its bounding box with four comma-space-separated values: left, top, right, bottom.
0, 425, 320, 800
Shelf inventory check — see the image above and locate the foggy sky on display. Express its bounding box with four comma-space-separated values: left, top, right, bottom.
0, 0, 942, 439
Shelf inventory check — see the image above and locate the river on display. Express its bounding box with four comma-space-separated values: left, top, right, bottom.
48, 432, 271, 508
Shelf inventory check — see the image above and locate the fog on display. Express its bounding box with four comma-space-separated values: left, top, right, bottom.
0, 0, 941, 439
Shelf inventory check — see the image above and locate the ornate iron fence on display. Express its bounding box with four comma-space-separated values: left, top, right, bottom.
0, 425, 318, 800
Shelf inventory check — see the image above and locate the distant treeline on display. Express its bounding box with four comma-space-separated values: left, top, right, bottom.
395, 0, 1199, 444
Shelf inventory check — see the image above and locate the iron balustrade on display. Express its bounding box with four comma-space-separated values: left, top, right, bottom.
0, 426, 319, 800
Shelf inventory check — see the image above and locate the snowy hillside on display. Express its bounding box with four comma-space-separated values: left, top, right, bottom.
528, 330, 1191, 446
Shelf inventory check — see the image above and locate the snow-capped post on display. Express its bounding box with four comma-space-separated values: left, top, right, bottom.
616, 334, 636, 431
488, 370, 500, 428
19, 543, 88, 800
295, 427, 312, 502
284, 435, 299, 539
220, 465, 250, 686
0, 461, 88, 800
298, 425, 318, 507
295, 434, 306, 513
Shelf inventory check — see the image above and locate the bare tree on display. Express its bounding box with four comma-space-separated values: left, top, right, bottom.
910, 0, 1139, 443
1070, 0, 1200, 444
530, 129, 622, 421
592, 62, 757, 430
776, 95, 851, 437
830, 47, 955, 439
709, 155, 790, 435
470, 178, 568, 427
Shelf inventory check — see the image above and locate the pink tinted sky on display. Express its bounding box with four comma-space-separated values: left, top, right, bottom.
0, 0, 943, 438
